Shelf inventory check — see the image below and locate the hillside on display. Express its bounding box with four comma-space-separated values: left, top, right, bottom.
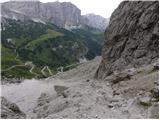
1, 18, 104, 79
1, 0, 159, 119
1, 56, 158, 118
1, 1, 106, 79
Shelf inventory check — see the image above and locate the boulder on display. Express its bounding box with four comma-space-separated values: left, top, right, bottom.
54, 85, 69, 96
138, 97, 152, 107
1, 97, 26, 119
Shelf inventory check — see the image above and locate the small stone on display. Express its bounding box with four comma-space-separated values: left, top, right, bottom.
153, 62, 159, 70
139, 97, 152, 106
54, 85, 69, 95
106, 82, 110, 86
95, 115, 98, 118
86, 79, 90, 82
150, 88, 159, 99
108, 103, 114, 108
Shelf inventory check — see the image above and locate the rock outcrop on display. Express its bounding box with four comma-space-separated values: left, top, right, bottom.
1, 1, 108, 30
1, 1, 81, 28
82, 14, 109, 30
1, 97, 26, 119
96, 1, 159, 79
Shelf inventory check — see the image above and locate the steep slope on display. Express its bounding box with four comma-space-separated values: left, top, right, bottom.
1, 18, 104, 79
71, 25, 104, 59
82, 14, 109, 30
2, 56, 158, 118
1, 1, 108, 30
96, 1, 159, 79
1, 1, 159, 119
1, 1, 81, 28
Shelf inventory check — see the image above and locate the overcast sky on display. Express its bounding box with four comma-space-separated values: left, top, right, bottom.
1, 0, 124, 18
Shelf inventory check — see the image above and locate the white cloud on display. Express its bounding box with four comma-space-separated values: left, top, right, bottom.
1, 0, 123, 18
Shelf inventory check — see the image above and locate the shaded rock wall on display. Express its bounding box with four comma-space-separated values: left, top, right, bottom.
96, 1, 159, 79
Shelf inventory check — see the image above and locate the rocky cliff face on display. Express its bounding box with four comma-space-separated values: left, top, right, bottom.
82, 14, 109, 30
96, 1, 159, 79
1, 1, 108, 30
1, 1, 81, 28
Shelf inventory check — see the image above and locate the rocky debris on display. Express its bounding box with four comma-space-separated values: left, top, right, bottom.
1, 97, 26, 119
37, 93, 52, 106
56, 56, 101, 80
150, 88, 159, 100
54, 85, 69, 96
1, 77, 23, 85
138, 96, 152, 107
148, 102, 159, 119
86, 79, 90, 82
104, 68, 137, 84
1, 55, 156, 119
33, 96, 70, 118
153, 61, 159, 71
96, 1, 159, 79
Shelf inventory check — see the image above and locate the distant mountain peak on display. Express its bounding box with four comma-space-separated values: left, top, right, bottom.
82, 14, 109, 30
1, 1, 109, 30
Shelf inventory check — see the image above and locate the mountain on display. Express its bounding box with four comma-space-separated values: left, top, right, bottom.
82, 14, 109, 30
2, 1, 81, 28
1, 14, 104, 79
96, 1, 159, 79
1, 1, 108, 30
1, 1, 159, 119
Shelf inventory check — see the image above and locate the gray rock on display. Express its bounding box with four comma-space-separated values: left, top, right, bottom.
138, 97, 152, 107
1, 1, 81, 28
96, 1, 159, 79
54, 85, 69, 96
1, 97, 26, 119
153, 61, 159, 71
37, 93, 52, 106
1, 1, 108, 30
148, 102, 159, 119
82, 13, 109, 30
150, 88, 159, 100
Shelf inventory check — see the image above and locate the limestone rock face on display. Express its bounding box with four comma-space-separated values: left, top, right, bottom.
82, 14, 109, 30
96, 1, 159, 79
1, 1, 108, 30
1, 1, 81, 28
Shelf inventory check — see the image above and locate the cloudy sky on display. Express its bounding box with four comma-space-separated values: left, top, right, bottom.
1, 0, 124, 18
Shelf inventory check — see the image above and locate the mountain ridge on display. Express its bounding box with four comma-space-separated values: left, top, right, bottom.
1, 1, 108, 30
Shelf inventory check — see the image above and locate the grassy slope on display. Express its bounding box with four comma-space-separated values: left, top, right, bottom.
1, 19, 104, 79
26, 29, 63, 49
1, 45, 22, 69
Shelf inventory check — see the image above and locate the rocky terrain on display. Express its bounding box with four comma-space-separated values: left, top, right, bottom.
96, 1, 159, 79
1, 97, 26, 119
1, 56, 159, 119
1, 0, 159, 119
30, 57, 159, 119
82, 14, 109, 30
1, 1, 105, 79
1, 1, 108, 30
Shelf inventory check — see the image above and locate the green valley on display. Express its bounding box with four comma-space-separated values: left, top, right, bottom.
1, 18, 104, 79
